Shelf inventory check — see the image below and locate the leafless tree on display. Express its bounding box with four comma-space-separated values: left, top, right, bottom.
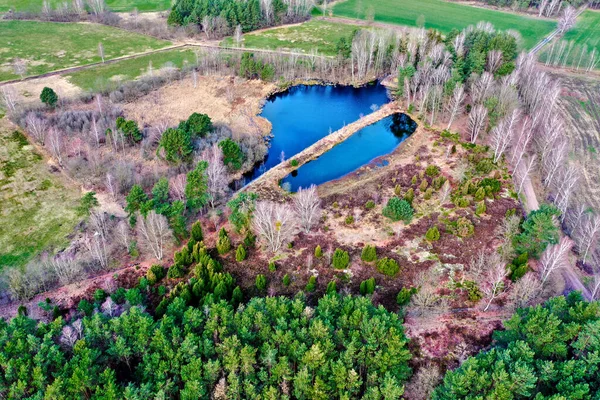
116, 220, 130, 251
293, 185, 321, 233
446, 84, 465, 130
558, 6, 578, 33
201, 143, 228, 208
98, 42, 105, 63
516, 156, 536, 195
101, 297, 117, 317
468, 104, 488, 143
25, 112, 47, 145
552, 165, 579, 217
491, 109, 519, 163
87, 0, 106, 16
60, 325, 78, 348
137, 211, 171, 260
169, 173, 187, 202
577, 214, 600, 261
234, 25, 243, 47
588, 269, 600, 301
471, 72, 494, 105
480, 261, 508, 311
46, 128, 64, 166
508, 272, 542, 310
44, 253, 81, 286
1, 86, 18, 114
540, 236, 573, 285
486, 50, 503, 74
105, 173, 118, 200
72, 0, 85, 15
12, 58, 27, 79
252, 201, 298, 253
83, 231, 109, 271
510, 116, 534, 169
439, 180, 452, 205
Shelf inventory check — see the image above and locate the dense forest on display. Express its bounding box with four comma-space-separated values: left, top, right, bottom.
168, 0, 314, 35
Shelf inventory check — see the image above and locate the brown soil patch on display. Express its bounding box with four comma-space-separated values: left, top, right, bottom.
6, 75, 83, 106
122, 75, 277, 137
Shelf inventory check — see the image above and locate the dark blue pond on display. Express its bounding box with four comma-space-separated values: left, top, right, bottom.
281, 113, 417, 192
247, 82, 390, 180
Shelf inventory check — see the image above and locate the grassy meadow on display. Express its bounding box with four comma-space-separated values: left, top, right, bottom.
221, 20, 360, 56
66, 48, 198, 91
0, 123, 81, 270
0, 0, 171, 12
330, 0, 556, 49
0, 20, 170, 81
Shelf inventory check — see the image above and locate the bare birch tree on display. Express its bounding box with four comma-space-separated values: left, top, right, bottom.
486, 50, 503, 74
558, 6, 578, 33
446, 84, 464, 130
480, 262, 508, 311
169, 173, 187, 202
577, 214, 600, 261
137, 211, 171, 260
293, 185, 321, 233
1, 86, 18, 114
490, 109, 519, 163
252, 201, 298, 253
87, 0, 105, 16
540, 236, 573, 285
46, 128, 64, 166
508, 272, 542, 310
98, 42, 105, 63
25, 112, 47, 145
201, 143, 228, 208
468, 105, 488, 143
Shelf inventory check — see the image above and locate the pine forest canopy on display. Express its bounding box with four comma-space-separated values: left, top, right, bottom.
168, 0, 314, 33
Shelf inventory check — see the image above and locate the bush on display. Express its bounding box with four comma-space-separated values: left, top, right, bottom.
514, 204, 561, 258
217, 228, 231, 255
190, 221, 203, 242
396, 287, 417, 306
268, 261, 276, 272
365, 200, 376, 210
425, 226, 440, 241
475, 158, 495, 174
456, 217, 475, 238
382, 197, 413, 222
476, 201, 487, 215
290, 159, 299, 167
282, 274, 291, 286
40, 87, 58, 107
361, 244, 377, 262
419, 179, 429, 192
93, 289, 107, 304
479, 178, 502, 194
111, 288, 126, 305
332, 248, 350, 270
345, 215, 354, 225
508, 253, 529, 281
314, 245, 323, 258
305, 276, 317, 292
243, 231, 256, 248
474, 187, 486, 201
432, 176, 446, 190
255, 274, 267, 292
424, 188, 434, 200
326, 281, 337, 294
78, 299, 94, 317
376, 257, 400, 277
425, 165, 440, 177
219, 138, 244, 170
460, 280, 483, 302
167, 263, 186, 279
125, 288, 143, 306
455, 197, 470, 208
235, 245, 246, 262
359, 277, 376, 295
146, 265, 165, 285
404, 188, 414, 204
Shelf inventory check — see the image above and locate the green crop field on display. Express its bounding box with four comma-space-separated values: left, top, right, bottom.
538, 11, 600, 69
0, 123, 81, 270
221, 20, 361, 56
67, 48, 198, 91
329, 0, 556, 49
0, 0, 171, 13
0, 20, 170, 82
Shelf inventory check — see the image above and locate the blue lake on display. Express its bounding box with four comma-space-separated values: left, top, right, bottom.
281, 113, 417, 192
247, 82, 391, 180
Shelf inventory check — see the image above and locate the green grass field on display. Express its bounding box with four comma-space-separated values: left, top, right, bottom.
221, 20, 360, 56
538, 11, 600, 69
0, 124, 81, 270
0, 20, 170, 82
329, 0, 556, 49
0, 0, 171, 13
66, 48, 197, 91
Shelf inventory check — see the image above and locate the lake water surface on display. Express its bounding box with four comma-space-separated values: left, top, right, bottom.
281, 113, 417, 192
247, 83, 390, 180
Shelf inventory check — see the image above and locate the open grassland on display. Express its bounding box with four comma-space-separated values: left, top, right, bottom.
66, 48, 197, 91
539, 10, 600, 69
330, 0, 555, 49
0, 119, 81, 270
0, 0, 171, 12
0, 20, 170, 82
222, 20, 360, 56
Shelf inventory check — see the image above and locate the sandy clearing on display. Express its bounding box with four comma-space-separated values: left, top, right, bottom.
6, 74, 83, 106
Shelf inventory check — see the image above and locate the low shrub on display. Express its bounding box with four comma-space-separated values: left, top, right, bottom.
508, 252, 529, 281
474, 187, 486, 201
315, 245, 323, 258
167, 263, 186, 279
404, 188, 414, 204
332, 248, 350, 269
256, 274, 267, 292
361, 244, 377, 262
376, 257, 400, 277
456, 217, 475, 238
425, 165, 440, 177
236, 245, 246, 262
269, 261, 277, 272
146, 264, 166, 285
479, 178, 502, 193
282, 274, 291, 286
382, 197, 413, 222
305, 276, 317, 292
359, 277, 376, 295
217, 228, 231, 254
419, 179, 429, 192
326, 281, 337, 294
345, 215, 354, 225
365, 200, 376, 210
425, 226, 440, 241
459, 280, 483, 302
476, 201, 487, 215
396, 287, 417, 306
